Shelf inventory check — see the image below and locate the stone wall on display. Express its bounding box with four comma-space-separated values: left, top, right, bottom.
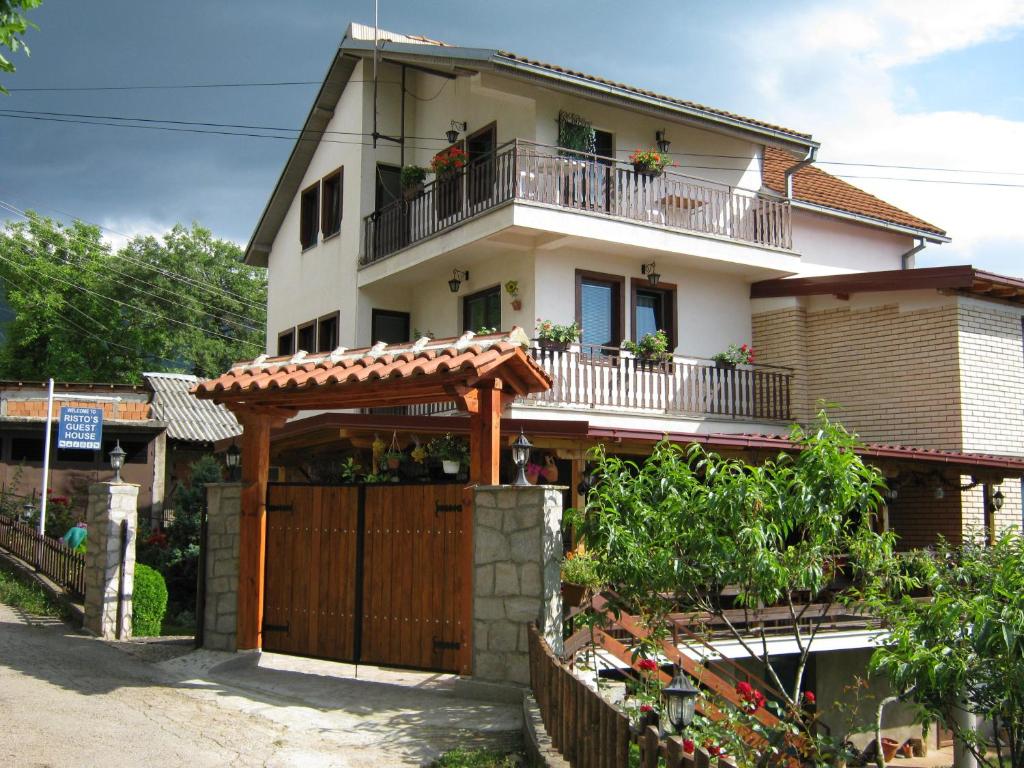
83, 482, 138, 639
473, 485, 564, 686
203, 482, 241, 652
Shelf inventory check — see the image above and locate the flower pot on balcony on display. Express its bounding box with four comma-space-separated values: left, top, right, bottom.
561, 582, 588, 607
402, 182, 424, 201
632, 162, 663, 178
539, 339, 570, 353
715, 360, 737, 370
442, 459, 461, 475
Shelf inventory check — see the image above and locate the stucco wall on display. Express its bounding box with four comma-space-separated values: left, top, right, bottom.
789, 208, 913, 277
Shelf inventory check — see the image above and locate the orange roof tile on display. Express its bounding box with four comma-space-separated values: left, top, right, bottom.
193, 328, 551, 404
762, 147, 945, 236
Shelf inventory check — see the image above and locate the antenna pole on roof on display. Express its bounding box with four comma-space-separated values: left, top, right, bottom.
372, 0, 379, 148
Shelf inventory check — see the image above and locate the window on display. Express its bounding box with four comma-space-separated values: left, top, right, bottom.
10, 437, 44, 462
575, 270, 623, 349
631, 279, 676, 348
371, 309, 410, 345
277, 329, 295, 356
297, 321, 316, 353
299, 182, 319, 249
593, 129, 614, 162
101, 440, 148, 464
466, 123, 496, 206
321, 168, 343, 238
317, 312, 339, 352
463, 286, 501, 332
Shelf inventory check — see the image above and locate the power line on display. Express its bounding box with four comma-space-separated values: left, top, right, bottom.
815, 160, 1024, 177
7, 80, 323, 92
827, 175, 1024, 189
0, 199, 267, 313
0, 239, 263, 350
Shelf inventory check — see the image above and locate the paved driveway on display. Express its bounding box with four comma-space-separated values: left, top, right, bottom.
0, 604, 522, 767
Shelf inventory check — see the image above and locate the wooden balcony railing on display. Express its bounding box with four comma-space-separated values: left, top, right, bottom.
525, 343, 791, 422
361, 140, 792, 265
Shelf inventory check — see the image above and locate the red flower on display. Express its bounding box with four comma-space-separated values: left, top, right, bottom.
705, 742, 724, 757
736, 681, 766, 712
683, 739, 694, 754
803, 691, 816, 705
639, 704, 654, 713
735, 681, 753, 697
637, 658, 658, 672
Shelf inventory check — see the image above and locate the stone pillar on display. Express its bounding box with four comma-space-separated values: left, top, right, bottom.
203, 482, 241, 652
473, 485, 564, 685
83, 482, 139, 639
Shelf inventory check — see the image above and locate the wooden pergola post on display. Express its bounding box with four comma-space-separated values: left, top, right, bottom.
468, 379, 505, 485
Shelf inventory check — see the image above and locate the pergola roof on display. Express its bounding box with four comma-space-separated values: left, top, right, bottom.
192, 328, 551, 410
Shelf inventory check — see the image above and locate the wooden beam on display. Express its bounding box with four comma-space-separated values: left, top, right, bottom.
233, 409, 274, 651
469, 379, 503, 485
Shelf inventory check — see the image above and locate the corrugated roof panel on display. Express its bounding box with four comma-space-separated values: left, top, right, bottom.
144, 372, 241, 444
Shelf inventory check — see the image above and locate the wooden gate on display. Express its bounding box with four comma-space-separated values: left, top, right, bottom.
262, 483, 469, 673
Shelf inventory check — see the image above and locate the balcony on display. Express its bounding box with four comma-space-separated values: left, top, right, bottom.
365, 343, 792, 424
361, 140, 792, 266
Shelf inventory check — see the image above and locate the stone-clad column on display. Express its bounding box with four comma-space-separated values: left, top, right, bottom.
83, 482, 139, 639
203, 482, 241, 652
473, 485, 564, 685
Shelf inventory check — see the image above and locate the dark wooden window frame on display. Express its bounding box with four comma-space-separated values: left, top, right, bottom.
277, 328, 296, 356
371, 308, 411, 345
321, 167, 343, 240
316, 311, 341, 352
574, 269, 625, 350
299, 181, 320, 250
461, 284, 502, 333
466, 121, 497, 207
630, 277, 677, 349
296, 320, 317, 353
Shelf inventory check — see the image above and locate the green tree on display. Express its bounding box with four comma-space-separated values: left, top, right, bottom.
0, 213, 265, 382
867, 533, 1024, 768
0, 0, 40, 93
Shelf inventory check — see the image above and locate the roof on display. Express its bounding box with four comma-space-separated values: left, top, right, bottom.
762, 147, 946, 239
751, 265, 1024, 306
245, 23, 818, 265
193, 328, 551, 408
143, 372, 241, 444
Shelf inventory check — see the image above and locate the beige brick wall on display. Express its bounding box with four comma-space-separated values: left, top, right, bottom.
753, 302, 962, 448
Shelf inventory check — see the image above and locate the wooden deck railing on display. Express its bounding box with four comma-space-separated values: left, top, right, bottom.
525, 343, 792, 421
529, 624, 726, 768
361, 140, 792, 265
0, 513, 85, 598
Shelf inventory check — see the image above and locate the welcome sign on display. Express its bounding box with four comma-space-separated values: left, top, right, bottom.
57, 406, 104, 450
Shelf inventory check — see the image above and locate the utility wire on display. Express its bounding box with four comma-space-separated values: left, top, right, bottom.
0, 199, 267, 313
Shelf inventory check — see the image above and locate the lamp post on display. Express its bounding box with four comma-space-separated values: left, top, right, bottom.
109, 441, 126, 483
225, 442, 241, 482
22, 501, 34, 524
511, 430, 532, 486
663, 668, 699, 734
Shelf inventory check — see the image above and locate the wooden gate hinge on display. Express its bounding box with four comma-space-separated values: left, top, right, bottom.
266, 504, 293, 512
432, 637, 462, 651
263, 622, 289, 633
435, 503, 462, 515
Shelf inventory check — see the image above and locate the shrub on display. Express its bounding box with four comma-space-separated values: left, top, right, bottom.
133, 563, 168, 637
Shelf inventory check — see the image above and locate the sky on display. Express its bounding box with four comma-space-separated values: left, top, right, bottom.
1, 0, 1022, 276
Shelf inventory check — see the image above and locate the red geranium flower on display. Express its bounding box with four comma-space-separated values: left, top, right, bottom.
637, 658, 658, 672
803, 691, 816, 705
639, 704, 654, 713
683, 738, 694, 754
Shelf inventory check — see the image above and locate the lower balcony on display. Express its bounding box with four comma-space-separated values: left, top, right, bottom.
365, 343, 792, 424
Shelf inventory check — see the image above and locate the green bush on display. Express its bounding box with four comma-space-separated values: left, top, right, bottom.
133, 563, 168, 637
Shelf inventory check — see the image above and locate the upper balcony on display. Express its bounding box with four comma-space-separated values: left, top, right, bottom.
360, 140, 793, 269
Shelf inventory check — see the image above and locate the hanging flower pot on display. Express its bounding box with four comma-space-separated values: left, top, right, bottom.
442, 459, 461, 475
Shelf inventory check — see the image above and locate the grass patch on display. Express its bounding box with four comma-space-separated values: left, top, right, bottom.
0, 559, 69, 619
430, 748, 521, 768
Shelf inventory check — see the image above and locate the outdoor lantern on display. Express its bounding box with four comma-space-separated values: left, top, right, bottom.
445, 119, 467, 144
992, 489, 1005, 511
511, 430, 533, 486
664, 668, 699, 731
22, 501, 33, 522
641, 261, 660, 286
934, 485, 945, 500
448, 268, 469, 293
225, 442, 241, 481
109, 440, 126, 482
655, 129, 671, 154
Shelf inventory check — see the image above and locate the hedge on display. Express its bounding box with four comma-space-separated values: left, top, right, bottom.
133, 563, 168, 637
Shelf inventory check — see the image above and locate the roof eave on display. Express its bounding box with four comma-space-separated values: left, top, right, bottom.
791, 200, 949, 243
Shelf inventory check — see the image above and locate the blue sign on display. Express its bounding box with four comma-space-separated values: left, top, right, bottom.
57, 406, 104, 450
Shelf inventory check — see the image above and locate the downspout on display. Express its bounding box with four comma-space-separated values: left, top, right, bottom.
785, 146, 818, 198
900, 237, 926, 270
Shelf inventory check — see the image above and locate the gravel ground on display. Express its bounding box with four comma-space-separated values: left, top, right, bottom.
0, 603, 522, 767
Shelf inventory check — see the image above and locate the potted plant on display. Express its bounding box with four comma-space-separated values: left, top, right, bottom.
400, 165, 428, 200
535, 319, 581, 352
430, 147, 469, 179
560, 549, 601, 607
711, 342, 755, 369
382, 450, 404, 471
504, 280, 521, 311
621, 329, 671, 367
629, 148, 673, 177
426, 433, 468, 475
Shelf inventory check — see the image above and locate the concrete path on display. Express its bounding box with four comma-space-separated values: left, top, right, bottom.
0, 603, 522, 767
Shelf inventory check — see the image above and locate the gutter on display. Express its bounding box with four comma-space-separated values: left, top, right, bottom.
791, 200, 950, 243
900, 237, 927, 270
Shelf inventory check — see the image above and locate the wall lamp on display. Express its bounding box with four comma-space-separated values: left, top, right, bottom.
655, 130, 671, 154
225, 441, 241, 482
641, 262, 661, 286
992, 488, 1005, 512
446, 120, 467, 144
448, 269, 470, 293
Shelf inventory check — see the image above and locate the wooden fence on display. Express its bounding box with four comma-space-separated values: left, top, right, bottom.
528, 624, 724, 768
0, 513, 86, 598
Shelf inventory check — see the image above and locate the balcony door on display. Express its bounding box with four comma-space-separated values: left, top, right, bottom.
631, 279, 676, 349
466, 122, 496, 210
373, 163, 404, 257
575, 270, 624, 352
463, 285, 501, 333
